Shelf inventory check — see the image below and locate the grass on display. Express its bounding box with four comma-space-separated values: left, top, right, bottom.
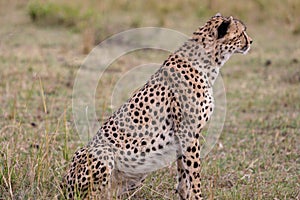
27, 0, 95, 29
0, 0, 299, 199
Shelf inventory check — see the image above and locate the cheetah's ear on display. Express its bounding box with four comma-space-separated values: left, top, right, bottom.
214, 13, 222, 17
217, 17, 232, 39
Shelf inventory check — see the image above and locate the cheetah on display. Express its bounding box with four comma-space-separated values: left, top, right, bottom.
62, 13, 252, 199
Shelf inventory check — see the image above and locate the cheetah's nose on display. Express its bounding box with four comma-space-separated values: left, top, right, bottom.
249, 38, 253, 44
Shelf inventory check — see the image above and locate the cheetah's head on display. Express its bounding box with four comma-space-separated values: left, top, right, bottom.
192, 13, 252, 65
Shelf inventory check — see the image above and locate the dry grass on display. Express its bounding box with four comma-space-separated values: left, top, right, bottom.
0, 0, 299, 199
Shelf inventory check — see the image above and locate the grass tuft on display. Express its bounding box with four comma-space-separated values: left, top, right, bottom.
27, 0, 95, 30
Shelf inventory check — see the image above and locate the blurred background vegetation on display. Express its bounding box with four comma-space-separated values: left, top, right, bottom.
26, 0, 300, 52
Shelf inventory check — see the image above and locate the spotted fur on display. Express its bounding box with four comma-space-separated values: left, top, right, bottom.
62, 14, 252, 199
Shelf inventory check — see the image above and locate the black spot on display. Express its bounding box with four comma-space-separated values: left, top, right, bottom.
192, 146, 196, 153
30, 122, 37, 127
187, 160, 192, 167
265, 59, 272, 66
187, 146, 191, 152
193, 162, 199, 168
100, 166, 106, 173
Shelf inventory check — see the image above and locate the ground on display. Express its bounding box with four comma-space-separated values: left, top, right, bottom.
0, 0, 299, 199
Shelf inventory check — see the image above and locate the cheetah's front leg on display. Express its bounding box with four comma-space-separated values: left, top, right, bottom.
176, 139, 203, 200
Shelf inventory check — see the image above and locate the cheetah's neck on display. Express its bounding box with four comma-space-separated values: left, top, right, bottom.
174, 40, 232, 86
